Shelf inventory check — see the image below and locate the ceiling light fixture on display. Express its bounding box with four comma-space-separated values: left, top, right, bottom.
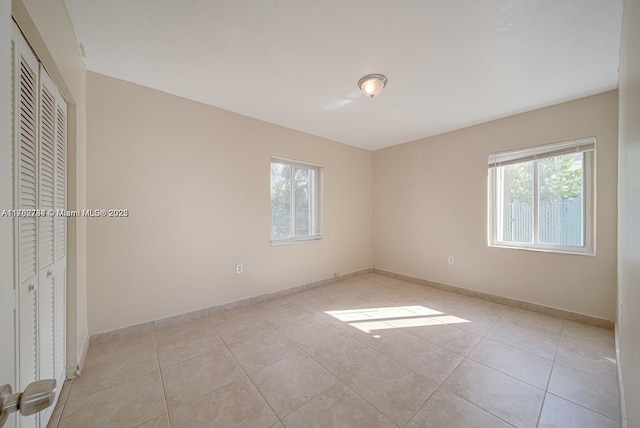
358, 74, 387, 98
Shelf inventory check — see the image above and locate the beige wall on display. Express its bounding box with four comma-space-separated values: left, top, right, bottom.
11, 0, 89, 375
617, 0, 640, 425
374, 91, 618, 320
86, 72, 373, 334
88, 72, 618, 334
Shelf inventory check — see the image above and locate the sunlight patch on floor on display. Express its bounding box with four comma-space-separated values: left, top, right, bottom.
325, 305, 470, 334
431, 315, 471, 325
326, 305, 443, 322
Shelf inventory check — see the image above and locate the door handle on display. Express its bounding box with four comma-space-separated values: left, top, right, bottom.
0, 380, 57, 427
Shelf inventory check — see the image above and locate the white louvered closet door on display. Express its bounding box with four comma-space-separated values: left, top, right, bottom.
53, 88, 67, 391
13, 25, 40, 428
38, 69, 56, 387
36, 68, 65, 428
12, 22, 68, 428
36, 67, 67, 427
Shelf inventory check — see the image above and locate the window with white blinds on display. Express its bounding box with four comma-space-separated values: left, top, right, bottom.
488, 137, 595, 255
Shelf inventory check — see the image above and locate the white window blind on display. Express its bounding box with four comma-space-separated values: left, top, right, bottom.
488, 137, 595, 168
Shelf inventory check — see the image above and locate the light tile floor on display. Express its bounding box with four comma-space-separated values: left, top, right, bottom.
49, 273, 620, 428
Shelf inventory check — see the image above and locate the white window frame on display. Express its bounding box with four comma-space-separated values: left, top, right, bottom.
488, 137, 596, 255
270, 156, 323, 245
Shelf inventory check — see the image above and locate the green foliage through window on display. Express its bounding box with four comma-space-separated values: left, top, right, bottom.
270, 159, 321, 242
503, 153, 583, 204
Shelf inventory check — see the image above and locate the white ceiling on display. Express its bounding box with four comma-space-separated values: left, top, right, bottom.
63, 0, 623, 150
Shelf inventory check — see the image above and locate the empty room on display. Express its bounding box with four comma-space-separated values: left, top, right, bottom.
0, 1, 638, 428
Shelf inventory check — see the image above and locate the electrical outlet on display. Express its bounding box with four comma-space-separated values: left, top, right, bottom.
236, 264, 243, 274
448, 256, 454, 264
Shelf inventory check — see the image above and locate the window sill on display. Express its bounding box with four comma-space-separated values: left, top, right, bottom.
270, 236, 323, 246
488, 242, 595, 256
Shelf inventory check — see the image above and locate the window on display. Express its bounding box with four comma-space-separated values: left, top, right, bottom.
270, 156, 322, 243
488, 137, 595, 255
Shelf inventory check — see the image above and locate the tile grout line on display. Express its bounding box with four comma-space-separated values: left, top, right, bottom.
206, 314, 284, 426
336, 380, 402, 428
421, 305, 522, 427
462, 356, 549, 391
337, 353, 422, 428
477, 308, 549, 426
534, 320, 566, 427
154, 320, 270, 417
543, 391, 621, 422
401, 383, 440, 428
418, 306, 522, 428
299, 295, 482, 395
397, 304, 503, 384
369, 336, 463, 386
63, 367, 159, 405
334, 306, 497, 428
269, 337, 343, 421
462, 308, 559, 391
299, 304, 393, 355
394, 304, 490, 426
275, 380, 341, 423
267, 302, 396, 422
539, 320, 621, 423
269, 308, 392, 386
211, 301, 371, 423
64, 336, 161, 407
151, 329, 172, 428
211, 308, 299, 348
434, 383, 518, 428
